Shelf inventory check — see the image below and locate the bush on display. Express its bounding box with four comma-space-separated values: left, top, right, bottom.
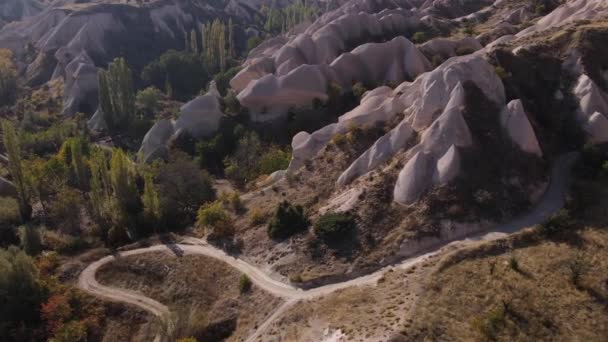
238, 274, 252, 293
258, 148, 291, 176
412, 31, 428, 44
351, 82, 367, 99
136, 87, 163, 119
0, 247, 47, 341
196, 201, 234, 238
248, 208, 268, 226
494, 66, 509, 79
0, 197, 20, 226
267, 201, 308, 240
539, 209, 574, 237
314, 212, 356, 244
219, 192, 243, 213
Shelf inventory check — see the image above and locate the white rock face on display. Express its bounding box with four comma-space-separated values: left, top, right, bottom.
61, 51, 98, 117
500, 100, 542, 157
518, 0, 608, 37
434, 145, 461, 185
585, 112, 608, 144
174, 83, 223, 139
418, 82, 472, 156
288, 54, 505, 187
393, 151, 431, 205
573, 74, 608, 120
409, 54, 505, 131
138, 119, 175, 163
237, 36, 431, 120
230, 6, 423, 92
87, 107, 107, 132
337, 119, 413, 187
319, 187, 364, 214
138, 83, 225, 163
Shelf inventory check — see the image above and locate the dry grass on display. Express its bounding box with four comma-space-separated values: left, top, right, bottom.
404, 178, 608, 342
266, 257, 442, 341
96, 251, 283, 341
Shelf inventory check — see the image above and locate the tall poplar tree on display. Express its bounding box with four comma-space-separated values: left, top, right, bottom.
97, 58, 135, 131
1, 120, 30, 221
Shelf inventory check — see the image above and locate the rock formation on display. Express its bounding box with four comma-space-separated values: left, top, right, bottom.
138, 82, 224, 163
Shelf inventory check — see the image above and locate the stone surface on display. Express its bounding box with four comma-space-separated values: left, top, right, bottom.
393, 151, 431, 205
500, 99, 542, 157
585, 112, 608, 144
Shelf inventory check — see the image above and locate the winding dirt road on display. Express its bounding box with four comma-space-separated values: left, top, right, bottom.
77, 153, 578, 341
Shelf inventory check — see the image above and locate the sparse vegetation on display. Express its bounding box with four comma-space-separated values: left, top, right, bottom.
238, 274, 252, 293
314, 212, 356, 244
267, 200, 308, 240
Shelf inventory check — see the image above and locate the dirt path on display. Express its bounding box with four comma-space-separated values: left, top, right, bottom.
77, 153, 578, 341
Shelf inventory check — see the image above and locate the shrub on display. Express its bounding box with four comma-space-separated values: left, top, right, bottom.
331, 133, 348, 147
136, 87, 163, 119
0, 246, 47, 341
431, 55, 444, 68
238, 274, 252, 293
568, 253, 589, 286
219, 192, 243, 213
314, 212, 356, 244
351, 82, 367, 99
248, 208, 268, 226
509, 256, 519, 272
412, 31, 428, 44
494, 66, 509, 79
0, 197, 20, 226
472, 306, 506, 340
539, 209, 573, 237
455, 46, 475, 56
42, 230, 89, 255
267, 201, 308, 240
258, 148, 291, 175
196, 201, 234, 238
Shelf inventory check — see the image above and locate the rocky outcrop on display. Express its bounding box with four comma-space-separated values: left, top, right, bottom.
290, 54, 504, 185
337, 119, 413, 187
573, 74, 608, 120
0, 0, 43, 28
61, 51, 98, 117
138, 83, 224, 163
584, 112, 608, 144
500, 100, 542, 157
237, 36, 431, 121
518, 0, 608, 37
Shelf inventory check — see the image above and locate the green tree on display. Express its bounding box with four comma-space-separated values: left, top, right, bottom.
69, 137, 89, 191
0, 49, 17, 106
109, 149, 140, 219
136, 87, 163, 119
0, 247, 47, 340
157, 152, 215, 227
228, 18, 236, 58
98, 58, 136, 131
224, 131, 262, 186
141, 172, 161, 231
1, 120, 31, 221
189, 29, 198, 54
19, 225, 42, 256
